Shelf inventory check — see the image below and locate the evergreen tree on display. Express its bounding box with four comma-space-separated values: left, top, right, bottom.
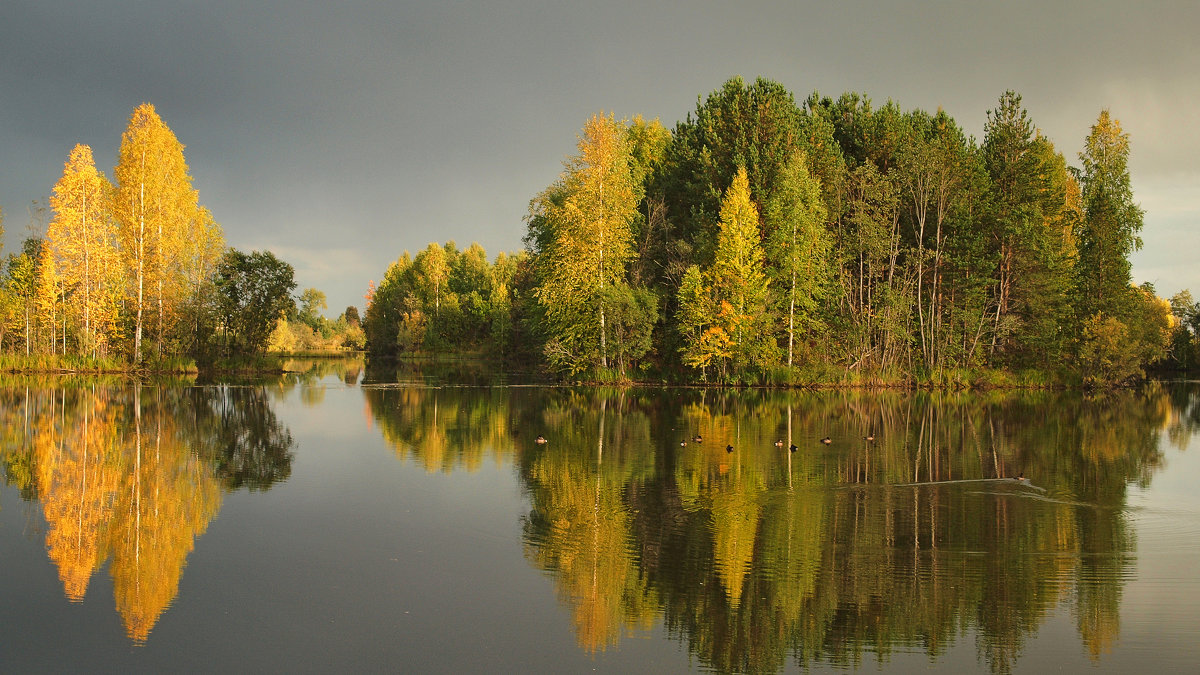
662, 77, 803, 264
982, 91, 1076, 368
679, 168, 778, 380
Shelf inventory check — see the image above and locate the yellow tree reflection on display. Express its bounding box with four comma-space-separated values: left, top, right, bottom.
522, 393, 657, 652
109, 386, 221, 642
19, 383, 225, 643
40, 392, 124, 601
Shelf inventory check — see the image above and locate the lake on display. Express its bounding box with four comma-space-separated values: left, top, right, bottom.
2, 360, 1199, 673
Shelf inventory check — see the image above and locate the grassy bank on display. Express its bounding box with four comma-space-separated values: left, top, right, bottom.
0, 352, 363, 376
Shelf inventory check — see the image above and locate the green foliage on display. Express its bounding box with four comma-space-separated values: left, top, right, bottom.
214, 249, 297, 356
1167, 290, 1200, 370
362, 244, 522, 361
356, 78, 1170, 388
297, 288, 327, 329
1076, 110, 1144, 322
662, 77, 804, 264
764, 150, 831, 367
529, 114, 643, 374
1126, 283, 1172, 369
599, 283, 658, 377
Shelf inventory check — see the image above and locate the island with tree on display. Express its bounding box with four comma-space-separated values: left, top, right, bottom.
362, 77, 1197, 387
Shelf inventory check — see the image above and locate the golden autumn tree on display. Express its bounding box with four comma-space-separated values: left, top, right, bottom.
529, 113, 639, 373
34, 246, 61, 354
113, 103, 200, 361
176, 205, 225, 353
48, 143, 121, 356
679, 168, 777, 380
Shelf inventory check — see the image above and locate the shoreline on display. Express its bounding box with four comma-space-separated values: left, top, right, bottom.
3, 352, 1186, 390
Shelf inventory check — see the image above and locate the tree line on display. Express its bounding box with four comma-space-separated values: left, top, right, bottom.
366, 77, 1194, 385
0, 104, 332, 366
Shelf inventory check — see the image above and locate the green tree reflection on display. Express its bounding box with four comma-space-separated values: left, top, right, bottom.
360, 382, 1183, 673
362, 386, 517, 473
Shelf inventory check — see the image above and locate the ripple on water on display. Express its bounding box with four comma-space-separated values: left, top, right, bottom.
1129, 506, 1200, 551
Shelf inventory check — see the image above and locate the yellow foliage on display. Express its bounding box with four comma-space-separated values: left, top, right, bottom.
113, 103, 203, 360
48, 143, 122, 356
29, 386, 221, 642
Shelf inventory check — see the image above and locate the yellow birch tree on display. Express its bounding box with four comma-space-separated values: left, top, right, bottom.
113, 104, 199, 361
34, 246, 61, 354
48, 144, 120, 356
530, 113, 639, 373
177, 205, 225, 352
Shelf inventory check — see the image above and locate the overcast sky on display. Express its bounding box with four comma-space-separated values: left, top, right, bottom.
2, 0, 1197, 314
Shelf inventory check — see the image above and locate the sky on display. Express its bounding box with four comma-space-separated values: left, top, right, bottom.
2, 0, 1197, 315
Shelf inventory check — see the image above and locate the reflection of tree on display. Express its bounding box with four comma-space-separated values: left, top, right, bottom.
110, 385, 222, 642
189, 386, 295, 490
1, 378, 295, 643
362, 386, 515, 473
361, 358, 518, 387
520, 391, 658, 652
1164, 382, 1200, 451
34, 389, 123, 601
501, 385, 1174, 674
274, 357, 365, 403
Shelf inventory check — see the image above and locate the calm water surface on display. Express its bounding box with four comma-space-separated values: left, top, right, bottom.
2, 361, 1199, 673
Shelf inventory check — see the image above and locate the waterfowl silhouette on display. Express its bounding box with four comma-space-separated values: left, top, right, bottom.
726, 444, 734, 453
774, 439, 785, 447
789, 444, 798, 453
821, 437, 832, 445
692, 435, 703, 443
535, 435, 548, 444
863, 434, 875, 442
679, 440, 688, 446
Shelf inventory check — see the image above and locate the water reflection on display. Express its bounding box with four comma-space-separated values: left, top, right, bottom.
363, 386, 518, 472
362, 383, 1185, 673
280, 357, 364, 392
4, 373, 1192, 670
0, 380, 295, 643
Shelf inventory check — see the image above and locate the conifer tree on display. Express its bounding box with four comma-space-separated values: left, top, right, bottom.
707, 167, 777, 377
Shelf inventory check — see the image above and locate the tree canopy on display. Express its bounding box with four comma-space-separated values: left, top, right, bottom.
362, 78, 1177, 386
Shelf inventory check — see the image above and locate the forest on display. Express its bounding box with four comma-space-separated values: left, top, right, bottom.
363, 77, 1200, 386
0, 104, 362, 370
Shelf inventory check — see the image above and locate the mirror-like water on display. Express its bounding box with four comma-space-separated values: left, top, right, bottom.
2, 363, 1199, 673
